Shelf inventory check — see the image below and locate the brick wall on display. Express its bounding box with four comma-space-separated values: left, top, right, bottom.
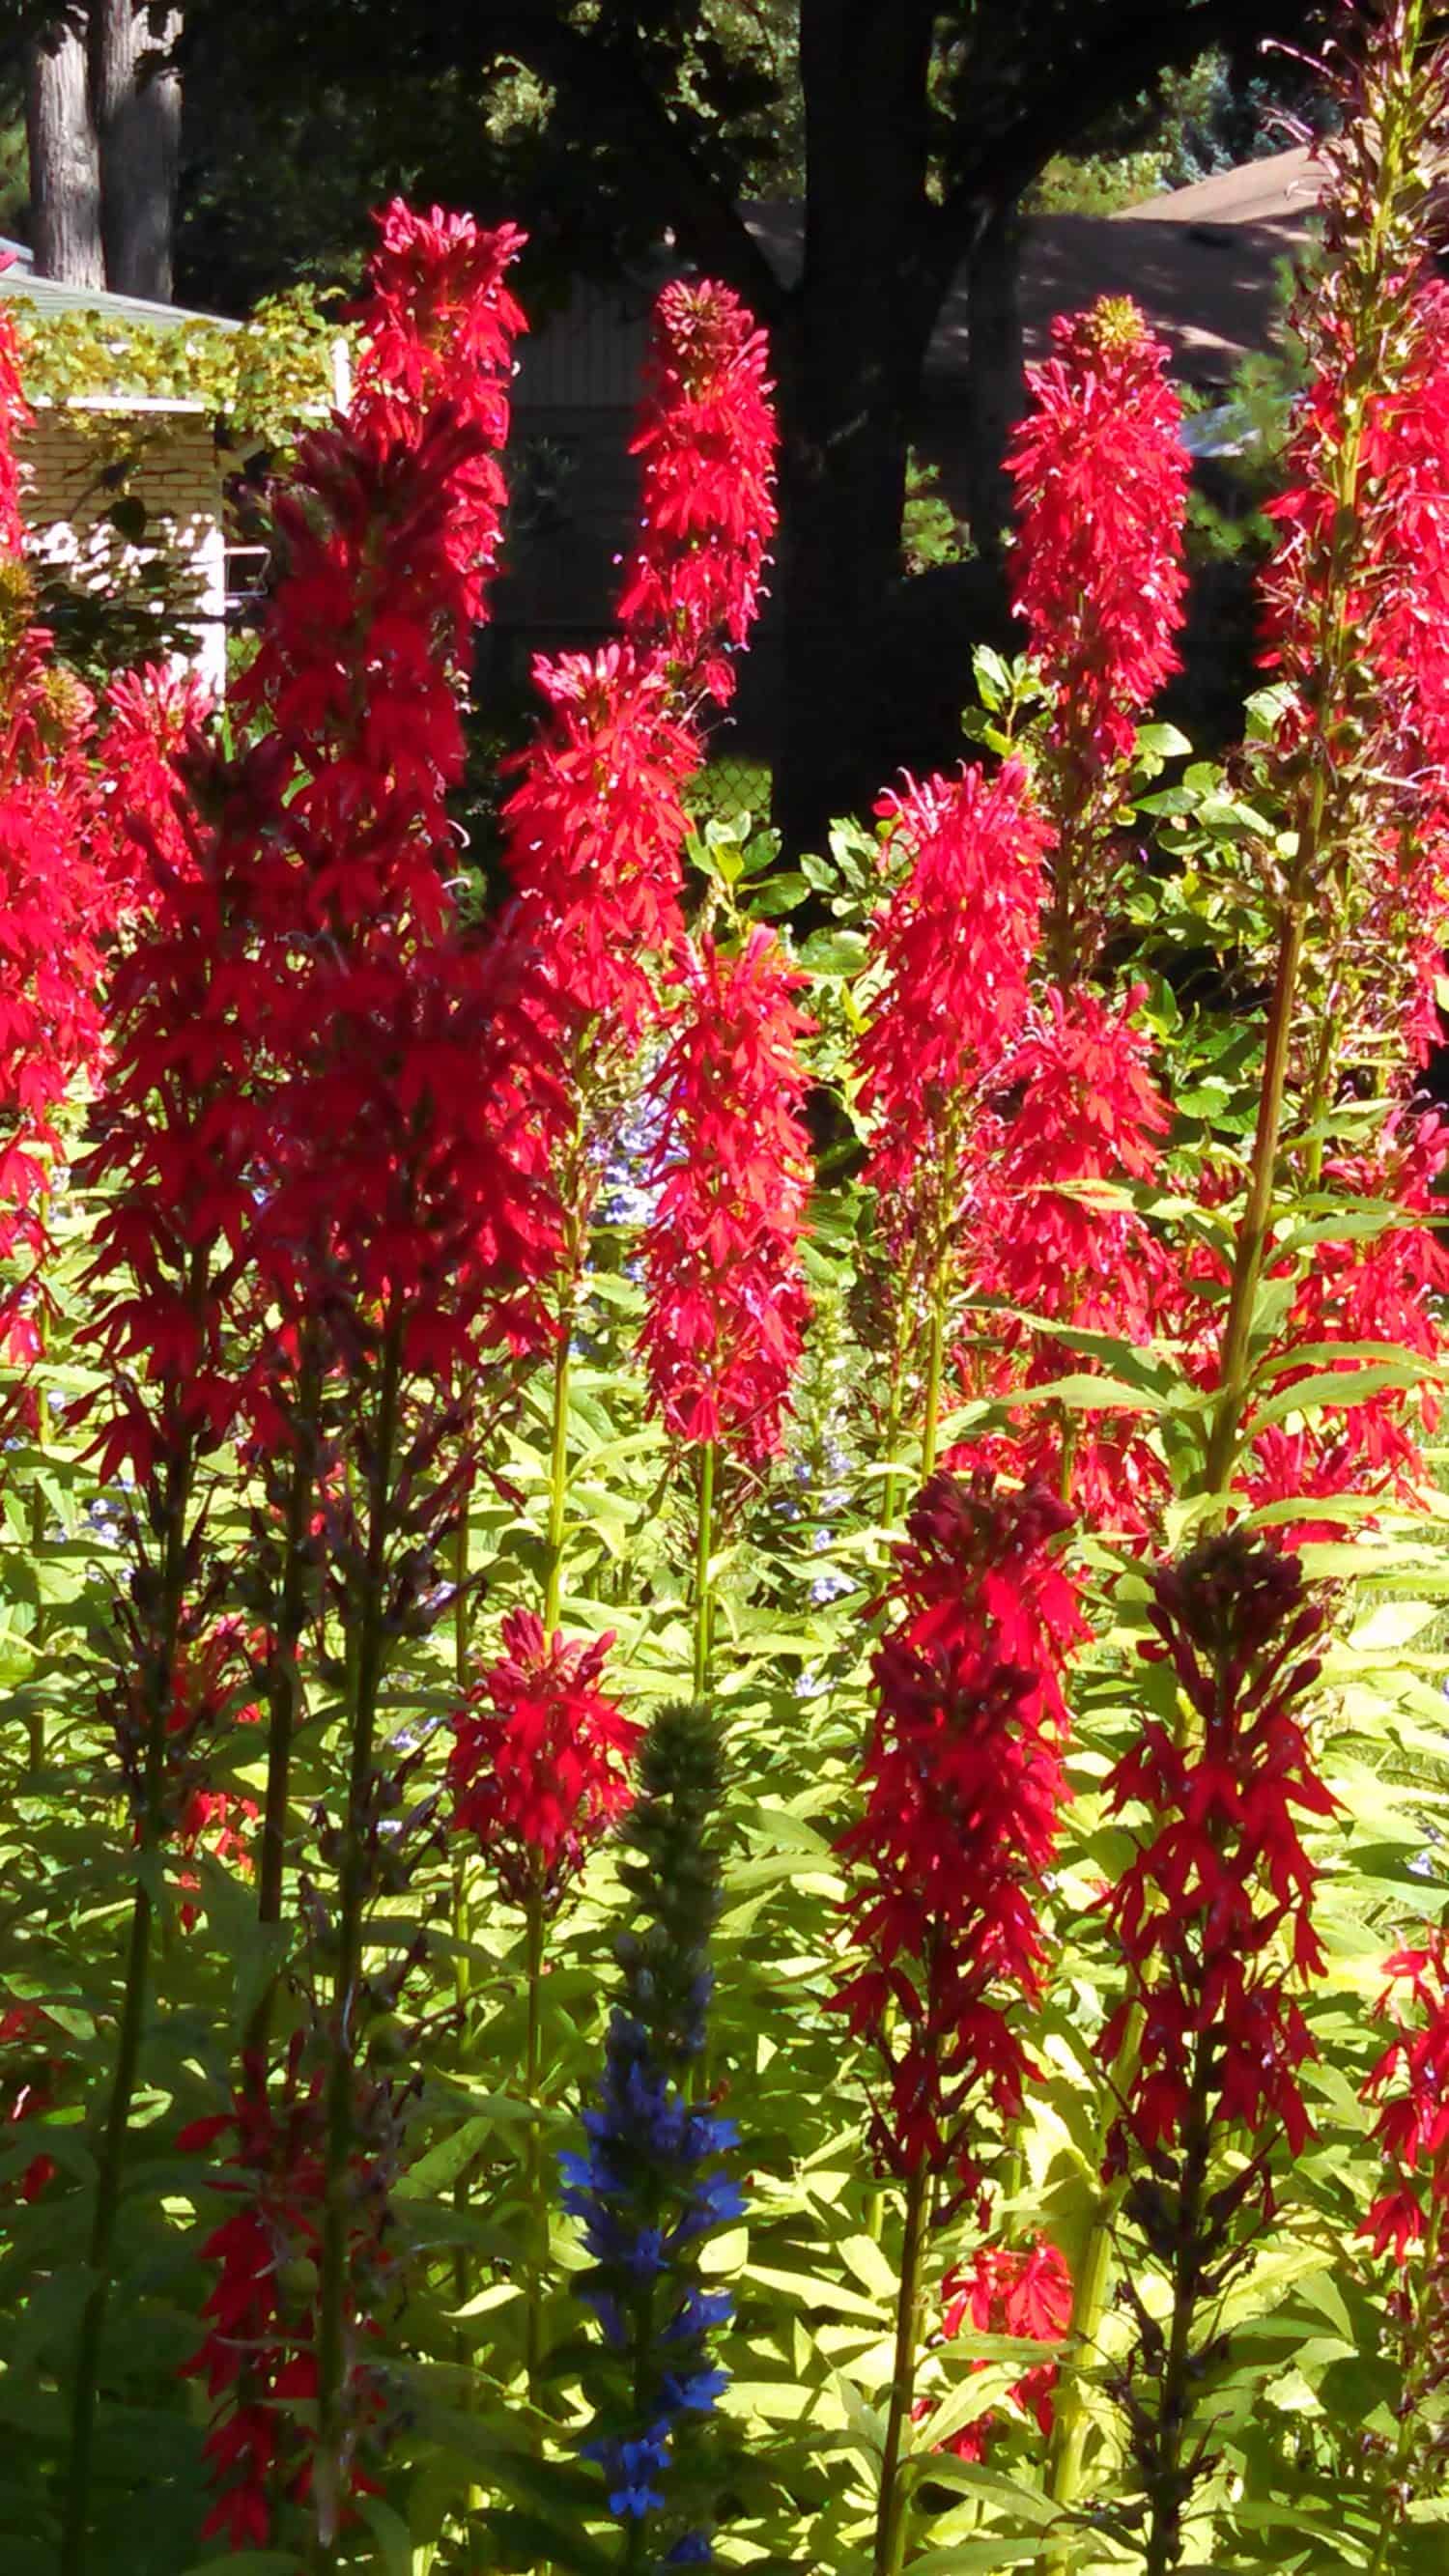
17, 410, 228, 697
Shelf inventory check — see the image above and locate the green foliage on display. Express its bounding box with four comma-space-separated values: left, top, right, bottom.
3, 721, 1446, 2567
10, 286, 342, 450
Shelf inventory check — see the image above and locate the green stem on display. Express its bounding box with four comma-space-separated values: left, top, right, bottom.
523, 1881, 547, 2417
542, 1299, 574, 1636
1141, 2052, 1214, 2576
61, 1455, 191, 2576
693, 1440, 716, 1699
881, 1300, 913, 1530
26, 1472, 47, 1777
873, 2162, 930, 2576
1202, 898, 1307, 1495
920, 1292, 945, 1484
25, 1278, 51, 1775
1204, 25, 1419, 1500
449, 1500, 486, 2507
1368, 2191, 1446, 2576
315, 1322, 403, 2567
1044, 2008, 1144, 2569
246, 1342, 323, 2064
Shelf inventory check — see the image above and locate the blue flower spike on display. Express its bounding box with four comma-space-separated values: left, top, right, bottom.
561, 1700, 738, 2571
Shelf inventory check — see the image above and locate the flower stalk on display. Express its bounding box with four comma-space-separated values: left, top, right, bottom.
61, 1450, 193, 2576
872, 2162, 929, 2576
314, 1317, 403, 2565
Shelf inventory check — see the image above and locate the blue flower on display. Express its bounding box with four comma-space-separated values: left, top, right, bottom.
603, 2430, 671, 2518
559, 1699, 739, 2559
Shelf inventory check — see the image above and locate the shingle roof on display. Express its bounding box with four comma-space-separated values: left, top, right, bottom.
0, 267, 237, 334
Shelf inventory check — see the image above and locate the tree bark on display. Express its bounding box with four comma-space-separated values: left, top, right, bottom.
25, 15, 104, 288
93, 1, 183, 302
771, 0, 938, 857
961, 199, 1026, 578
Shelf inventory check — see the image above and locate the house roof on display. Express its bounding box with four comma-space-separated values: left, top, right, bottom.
512, 145, 1327, 413
0, 267, 239, 335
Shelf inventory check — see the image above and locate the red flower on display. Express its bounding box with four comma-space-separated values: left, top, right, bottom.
1360, 1934, 1449, 2259
501, 641, 702, 1047
1009, 296, 1189, 768
1, 1998, 62, 2202
920, 2236, 1072, 2461
639, 927, 813, 1461
983, 983, 1170, 1317
181, 2049, 383, 2548
833, 1472, 1087, 2188
616, 277, 779, 705
1252, 1110, 1449, 1509
954, 985, 1174, 1534
0, 297, 107, 1321
447, 1610, 639, 1909
1101, 1532, 1333, 2170
94, 662, 212, 916
350, 199, 526, 622
858, 761, 1047, 1252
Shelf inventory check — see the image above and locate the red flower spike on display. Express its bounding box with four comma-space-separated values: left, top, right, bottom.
501, 640, 702, 1048
617, 277, 779, 705
349, 200, 527, 623
1009, 295, 1189, 769
917, 2236, 1072, 2462
84, 203, 568, 1456
0, 297, 109, 1336
94, 662, 213, 916
181, 2051, 384, 2548
833, 1471, 1087, 2190
1360, 1932, 1449, 2260
1101, 1531, 1333, 2173
1248, 1110, 1449, 1524
447, 1611, 639, 1909
944, 985, 1175, 1538
858, 760, 1047, 1256
639, 927, 813, 1463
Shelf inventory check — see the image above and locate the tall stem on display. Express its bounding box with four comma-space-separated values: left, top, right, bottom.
315, 1321, 403, 2567
1368, 2191, 1445, 2576
246, 1339, 323, 2062
1202, 899, 1307, 1494
1141, 2050, 1214, 2576
542, 1296, 574, 1635
25, 1274, 51, 1775
1203, 25, 1417, 1499
522, 1880, 547, 2417
920, 1292, 945, 1483
1044, 2008, 1144, 2570
872, 2162, 929, 2576
693, 1439, 716, 1699
61, 1453, 192, 2576
26, 1473, 47, 1776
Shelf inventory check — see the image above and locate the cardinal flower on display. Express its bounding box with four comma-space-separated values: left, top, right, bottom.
1101, 1531, 1332, 2169
1009, 295, 1189, 767
616, 276, 779, 705
640, 928, 813, 1463
833, 1471, 1086, 2188
501, 641, 702, 1049
857, 760, 1047, 1255
1008, 296, 1188, 978
448, 1611, 639, 1911
920, 2237, 1072, 2462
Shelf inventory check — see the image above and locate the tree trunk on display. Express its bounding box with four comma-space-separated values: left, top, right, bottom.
93, 1, 183, 302
25, 17, 104, 288
771, 0, 937, 858
961, 198, 1026, 578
